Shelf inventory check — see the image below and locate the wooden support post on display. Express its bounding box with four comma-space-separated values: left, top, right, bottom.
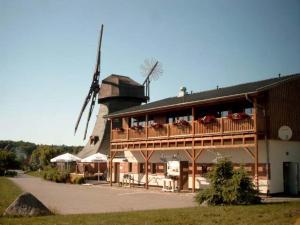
140, 150, 153, 189
192, 107, 195, 135
109, 153, 113, 186
145, 114, 148, 139
126, 117, 129, 140
221, 117, 224, 134
253, 98, 259, 191
145, 152, 149, 189
110, 119, 113, 141
255, 135, 259, 190
109, 151, 117, 186
192, 146, 196, 192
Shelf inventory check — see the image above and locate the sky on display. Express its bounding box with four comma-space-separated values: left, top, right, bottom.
0, 0, 299, 146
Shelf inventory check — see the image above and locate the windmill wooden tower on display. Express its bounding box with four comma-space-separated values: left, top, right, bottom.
75, 25, 161, 158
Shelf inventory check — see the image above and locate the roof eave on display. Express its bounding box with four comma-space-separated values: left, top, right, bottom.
105, 90, 259, 119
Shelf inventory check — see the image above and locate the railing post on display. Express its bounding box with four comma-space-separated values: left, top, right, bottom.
145, 114, 148, 140
192, 107, 195, 136
221, 117, 224, 134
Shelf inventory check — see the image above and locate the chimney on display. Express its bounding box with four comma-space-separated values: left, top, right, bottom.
178, 86, 187, 97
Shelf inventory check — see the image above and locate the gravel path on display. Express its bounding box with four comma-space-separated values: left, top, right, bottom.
9, 174, 196, 215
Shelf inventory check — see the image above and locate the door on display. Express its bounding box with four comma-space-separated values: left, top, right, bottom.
283, 162, 299, 195
180, 161, 189, 190
114, 162, 120, 183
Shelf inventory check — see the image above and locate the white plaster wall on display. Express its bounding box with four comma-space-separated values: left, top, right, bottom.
119, 172, 169, 187
121, 140, 300, 194
195, 145, 267, 164
265, 140, 300, 193
126, 150, 190, 163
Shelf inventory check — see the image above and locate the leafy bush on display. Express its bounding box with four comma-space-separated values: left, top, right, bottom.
42, 167, 70, 183
74, 177, 85, 184
0, 150, 19, 176
4, 170, 18, 177
195, 159, 261, 205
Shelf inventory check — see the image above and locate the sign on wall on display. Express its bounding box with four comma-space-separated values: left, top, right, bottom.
167, 161, 180, 176
278, 126, 293, 141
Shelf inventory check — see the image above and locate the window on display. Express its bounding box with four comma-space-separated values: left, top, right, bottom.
221, 111, 229, 117
128, 163, 132, 173
151, 163, 157, 174
202, 165, 208, 174
139, 163, 145, 173
112, 118, 123, 129
245, 107, 253, 115
130, 116, 146, 127
167, 109, 192, 123
89, 135, 99, 145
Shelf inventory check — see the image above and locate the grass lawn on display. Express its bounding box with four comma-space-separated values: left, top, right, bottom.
0, 177, 22, 214
1, 177, 300, 225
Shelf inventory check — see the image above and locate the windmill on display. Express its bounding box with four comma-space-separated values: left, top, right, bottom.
140, 58, 163, 102
74, 26, 163, 159
74, 24, 104, 140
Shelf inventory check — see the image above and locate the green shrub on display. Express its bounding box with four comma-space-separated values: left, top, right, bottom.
195, 158, 261, 205
4, 170, 18, 177
42, 167, 69, 183
74, 177, 85, 184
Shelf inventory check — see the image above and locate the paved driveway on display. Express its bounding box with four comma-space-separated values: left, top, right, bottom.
9, 174, 196, 215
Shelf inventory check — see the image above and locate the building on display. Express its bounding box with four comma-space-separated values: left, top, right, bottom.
106, 73, 300, 195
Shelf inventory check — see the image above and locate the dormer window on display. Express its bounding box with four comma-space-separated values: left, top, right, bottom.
90, 135, 99, 145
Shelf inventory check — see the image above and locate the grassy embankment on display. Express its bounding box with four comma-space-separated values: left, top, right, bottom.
0, 177, 300, 225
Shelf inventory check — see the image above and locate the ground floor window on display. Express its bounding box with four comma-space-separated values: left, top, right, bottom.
139, 163, 145, 173
151, 163, 157, 174
128, 163, 132, 173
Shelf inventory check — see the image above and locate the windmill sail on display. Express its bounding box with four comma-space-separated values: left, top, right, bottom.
74, 25, 104, 139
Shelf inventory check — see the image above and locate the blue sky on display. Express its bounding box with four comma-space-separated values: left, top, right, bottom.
1, 0, 299, 146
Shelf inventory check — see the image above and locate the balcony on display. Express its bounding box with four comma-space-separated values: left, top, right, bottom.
111, 116, 254, 142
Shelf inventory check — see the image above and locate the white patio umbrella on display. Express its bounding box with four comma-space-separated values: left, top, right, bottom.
81, 153, 107, 181
50, 153, 81, 171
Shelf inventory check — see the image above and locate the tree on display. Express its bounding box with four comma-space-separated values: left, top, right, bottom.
0, 150, 19, 175
195, 158, 261, 205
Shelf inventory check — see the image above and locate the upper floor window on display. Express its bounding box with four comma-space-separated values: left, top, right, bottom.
129, 116, 146, 127
167, 109, 192, 123
112, 118, 123, 129
245, 107, 253, 115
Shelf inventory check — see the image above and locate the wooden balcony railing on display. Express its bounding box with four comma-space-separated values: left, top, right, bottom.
111, 116, 255, 141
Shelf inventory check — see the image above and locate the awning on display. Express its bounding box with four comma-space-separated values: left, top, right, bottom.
81, 153, 108, 163
50, 153, 81, 163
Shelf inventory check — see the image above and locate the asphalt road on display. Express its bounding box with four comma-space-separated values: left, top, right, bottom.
9, 174, 196, 215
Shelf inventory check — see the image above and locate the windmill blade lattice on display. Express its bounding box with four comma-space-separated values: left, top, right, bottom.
74, 24, 104, 140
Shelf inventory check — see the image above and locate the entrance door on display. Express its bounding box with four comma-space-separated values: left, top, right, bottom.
180, 161, 189, 190
114, 162, 120, 183
283, 162, 299, 195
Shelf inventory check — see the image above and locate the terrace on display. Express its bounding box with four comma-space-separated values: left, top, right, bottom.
110, 101, 258, 152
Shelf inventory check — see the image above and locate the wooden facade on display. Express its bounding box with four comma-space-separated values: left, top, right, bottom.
107, 74, 300, 193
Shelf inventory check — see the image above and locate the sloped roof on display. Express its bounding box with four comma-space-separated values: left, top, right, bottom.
102, 74, 143, 87
107, 73, 300, 118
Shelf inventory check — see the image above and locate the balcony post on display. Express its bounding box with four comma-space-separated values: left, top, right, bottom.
221, 117, 224, 134
126, 117, 129, 140
192, 107, 195, 135
110, 119, 113, 140
146, 114, 148, 139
